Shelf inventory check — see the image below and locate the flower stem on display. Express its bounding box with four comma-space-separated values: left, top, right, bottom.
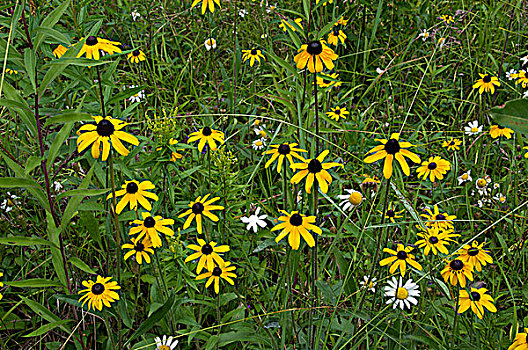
451, 288, 460, 348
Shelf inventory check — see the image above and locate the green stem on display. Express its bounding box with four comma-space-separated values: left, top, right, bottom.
451, 288, 461, 348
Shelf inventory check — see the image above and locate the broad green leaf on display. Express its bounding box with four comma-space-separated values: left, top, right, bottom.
68, 257, 97, 274
24, 49, 36, 92
45, 57, 111, 67
47, 212, 68, 289
20, 297, 72, 334
0, 236, 57, 248
0, 177, 43, 189
0, 98, 32, 112
44, 112, 93, 126
489, 99, 528, 135
267, 51, 299, 80
25, 156, 42, 174
24, 320, 72, 337
7, 279, 63, 288
47, 122, 73, 171
2, 82, 37, 136
60, 164, 96, 228
34, 0, 71, 48
107, 86, 145, 105
33, 27, 71, 46
56, 188, 109, 201
39, 64, 67, 95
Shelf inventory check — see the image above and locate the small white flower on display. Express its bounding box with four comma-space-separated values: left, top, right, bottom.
464, 120, 482, 136
252, 138, 266, 150
376, 67, 384, 74
477, 199, 484, 208
261, 34, 268, 39
1, 192, 19, 213
254, 126, 268, 139
437, 37, 446, 50
418, 29, 430, 41
384, 276, 420, 310
128, 85, 144, 103
524, 90, 528, 98
53, 181, 63, 191
457, 170, 472, 185
475, 177, 491, 196
296, 190, 302, 204
362, 275, 377, 292
239, 9, 248, 17
266, 3, 276, 13
204, 38, 216, 51
1, 200, 12, 213
337, 189, 364, 211
493, 183, 500, 189
154, 335, 178, 350
240, 207, 268, 233
131, 10, 141, 21
521, 55, 528, 66
493, 193, 506, 203
506, 69, 517, 80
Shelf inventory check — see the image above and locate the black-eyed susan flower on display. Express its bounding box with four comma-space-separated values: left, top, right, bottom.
360, 174, 380, 195
326, 106, 349, 121
76, 36, 122, 60
420, 205, 456, 230
457, 288, 497, 319
122, 237, 155, 264
242, 49, 265, 67
416, 156, 451, 182
490, 125, 514, 139
473, 73, 500, 94
78, 276, 120, 311
271, 210, 322, 250
327, 26, 346, 46
513, 70, 528, 88
191, 0, 220, 14
509, 329, 528, 350
383, 276, 420, 310
441, 258, 474, 288
77, 116, 139, 161
441, 15, 454, 24
294, 40, 338, 73
187, 126, 224, 152
156, 138, 184, 162
127, 49, 146, 63
316, 72, 342, 88
129, 212, 174, 248
378, 202, 404, 223
335, 16, 348, 26
279, 18, 303, 32
414, 226, 459, 256
52, 44, 67, 58
263, 142, 307, 173
178, 194, 224, 234
457, 241, 493, 272
364, 133, 421, 180
379, 244, 422, 277
107, 180, 159, 214
290, 150, 343, 194
6, 68, 18, 75
442, 138, 462, 151
196, 261, 237, 294
184, 238, 229, 273
315, 0, 333, 6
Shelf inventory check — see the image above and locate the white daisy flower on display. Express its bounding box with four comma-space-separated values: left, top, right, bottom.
53, 181, 63, 191
457, 170, 472, 185
437, 37, 446, 50
362, 275, 377, 293
254, 126, 268, 139
261, 34, 268, 39
131, 10, 141, 21
375, 67, 384, 74
128, 85, 144, 103
493, 193, 506, 203
204, 38, 216, 51
239, 9, 248, 17
524, 90, 528, 99
252, 138, 266, 150
475, 177, 491, 196
266, 3, 276, 13
337, 189, 364, 211
154, 335, 178, 350
418, 29, 430, 41
477, 199, 484, 208
493, 183, 500, 189
464, 120, 482, 136
506, 68, 517, 80
522, 55, 528, 66
384, 276, 420, 310
240, 207, 268, 233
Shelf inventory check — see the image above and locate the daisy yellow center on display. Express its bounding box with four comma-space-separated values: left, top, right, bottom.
427, 162, 437, 170
201, 244, 213, 255
289, 213, 303, 226
384, 139, 401, 155
135, 242, 145, 252
396, 287, 408, 300
126, 182, 139, 194
91, 283, 105, 295
470, 291, 481, 301
348, 192, 362, 205
159, 346, 170, 350
471, 127, 479, 132
202, 127, 212, 136
97, 119, 115, 137
212, 266, 222, 276
255, 141, 263, 146
450, 259, 464, 271
144, 216, 155, 228
259, 130, 267, 137
467, 247, 479, 256
306, 41, 323, 55
477, 179, 487, 188
251, 49, 258, 55
483, 75, 492, 83
500, 196, 506, 202
396, 250, 408, 260
429, 236, 439, 244
132, 49, 140, 56
254, 120, 261, 126
278, 144, 290, 155
86, 36, 98, 46
192, 202, 205, 214
462, 174, 469, 180
424, 32, 429, 38
307, 159, 323, 173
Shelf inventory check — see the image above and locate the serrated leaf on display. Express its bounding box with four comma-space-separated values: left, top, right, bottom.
489, 99, 528, 134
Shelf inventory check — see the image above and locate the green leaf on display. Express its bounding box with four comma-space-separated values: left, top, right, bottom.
0, 236, 57, 248
39, 64, 67, 95
25, 156, 42, 175
107, 86, 145, 105
47, 212, 68, 289
68, 257, 97, 274
34, 0, 71, 48
0, 98, 32, 112
44, 112, 93, 126
7, 279, 63, 288
45, 57, 112, 67
47, 122, 73, 171
33, 27, 71, 46
0, 177, 43, 189
124, 293, 176, 346
60, 164, 96, 228
2, 82, 37, 136
20, 297, 72, 334
56, 188, 109, 201
489, 99, 528, 135
24, 320, 72, 337
24, 49, 36, 92
267, 51, 299, 80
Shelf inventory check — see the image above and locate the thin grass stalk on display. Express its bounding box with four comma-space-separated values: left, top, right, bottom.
451, 288, 461, 348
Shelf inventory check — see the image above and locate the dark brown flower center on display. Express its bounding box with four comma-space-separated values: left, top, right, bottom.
436, 214, 446, 220
334, 109, 340, 114
86, 36, 98, 46
91, 283, 105, 295
202, 127, 212, 136
384, 139, 401, 155
96, 119, 115, 137
483, 75, 491, 83
132, 49, 140, 56
135, 242, 145, 251
323, 79, 330, 84
498, 126, 504, 129
289, 213, 303, 226
308, 159, 323, 173
126, 182, 139, 194
144, 216, 155, 228
278, 144, 290, 155
251, 49, 257, 55
396, 251, 408, 260
192, 202, 205, 214
306, 41, 323, 55
201, 244, 213, 255
468, 247, 479, 256
449, 140, 455, 145
470, 291, 481, 301
387, 210, 395, 217
428, 162, 437, 170
450, 259, 464, 271
429, 236, 439, 244
212, 266, 222, 276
